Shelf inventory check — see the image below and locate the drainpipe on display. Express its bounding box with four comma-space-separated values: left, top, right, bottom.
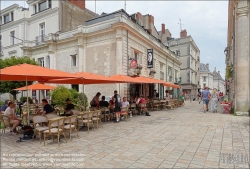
127, 29, 129, 99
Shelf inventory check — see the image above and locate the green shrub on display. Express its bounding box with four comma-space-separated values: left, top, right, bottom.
230, 107, 235, 114
51, 86, 72, 106
69, 89, 80, 104
0, 100, 5, 107
248, 108, 250, 117
20, 97, 33, 104
78, 93, 88, 110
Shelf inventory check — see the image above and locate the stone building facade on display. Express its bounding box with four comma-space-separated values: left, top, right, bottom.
225, 0, 250, 112
20, 9, 181, 100
164, 30, 201, 99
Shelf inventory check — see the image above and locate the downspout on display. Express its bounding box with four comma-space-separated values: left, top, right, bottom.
59, 1, 61, 32
127, 29, 129, 99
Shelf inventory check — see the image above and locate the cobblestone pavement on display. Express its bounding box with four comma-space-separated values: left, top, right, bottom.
1, 101, 249, 168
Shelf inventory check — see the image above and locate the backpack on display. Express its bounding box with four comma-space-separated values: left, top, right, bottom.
22, 125, 34, 139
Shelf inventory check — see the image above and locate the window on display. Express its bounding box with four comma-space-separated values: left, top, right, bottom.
160, 63, 163, 71
40, 23, 45, 42
48, 0, 52, 8
203, 76, 206, 82
176, 50, 180, 56
33, 4, 37, 13
39, 1, 46, 12
175, 70, 178, 79
38, 57, 45, 67
0, 17, 2, 24
46, 55, 50, 68
203, 83, 206, 89
10, 31, 15, 45
0, 35, 2, 47
168, 66, 172, 81
4, 14, 10, 24
71, 55, 77, 67
11, 12, 13, 21
176, 40, 180, 44
71, 85, 79, 92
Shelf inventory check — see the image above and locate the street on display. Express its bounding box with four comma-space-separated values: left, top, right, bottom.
1, 101, 249, 168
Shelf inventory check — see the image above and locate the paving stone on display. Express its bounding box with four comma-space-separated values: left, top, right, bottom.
1, 101, 249, 169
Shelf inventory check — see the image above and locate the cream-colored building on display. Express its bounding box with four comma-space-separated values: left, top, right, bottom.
200, 63, 214, 91
164, 30, 200, 98
225, 0, 250, 112
19, 9, 181, 100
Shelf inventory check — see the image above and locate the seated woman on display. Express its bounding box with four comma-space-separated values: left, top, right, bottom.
90, 92, 101, 108
4, 101, 22, 133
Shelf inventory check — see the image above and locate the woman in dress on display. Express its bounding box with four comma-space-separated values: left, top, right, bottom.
211, 88, 219, 113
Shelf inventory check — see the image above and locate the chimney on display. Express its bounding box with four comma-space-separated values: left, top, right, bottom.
149, 15, 154, 25
136, 12, 142, 25
180, 29, 187, 38
162, 24, 165, 34
218, 71, 220, 75
214, 67, 216, 71
205, 63, 209, 70
68, 0, 85, 10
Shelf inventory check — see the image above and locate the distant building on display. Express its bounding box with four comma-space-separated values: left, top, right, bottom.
200, 63, 213, 91
225, 0, 250, 112
212, 67, 225, 94
163, 29, 200, 98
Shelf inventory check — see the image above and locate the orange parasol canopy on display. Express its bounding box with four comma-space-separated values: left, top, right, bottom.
0, 63, 79, 81
14, 83, 56, 91
44, 72, 124, 84
109, 74, 149, 84
135, 76, 177, 87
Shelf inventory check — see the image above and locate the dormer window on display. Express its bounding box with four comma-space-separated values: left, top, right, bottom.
39, 1, 47, 12
4, 14, 10, 23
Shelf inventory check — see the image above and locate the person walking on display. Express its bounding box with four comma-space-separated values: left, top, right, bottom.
197, 92, 201, 104
211, 88, 219, 113
201, 86, 211, 113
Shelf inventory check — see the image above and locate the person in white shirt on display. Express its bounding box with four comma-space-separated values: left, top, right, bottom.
120, 97, 130, 119
4, 101, 21, 133
121, 97, 130, 108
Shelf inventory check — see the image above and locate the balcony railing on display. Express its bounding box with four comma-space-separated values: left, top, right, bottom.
35, 35, 46, 45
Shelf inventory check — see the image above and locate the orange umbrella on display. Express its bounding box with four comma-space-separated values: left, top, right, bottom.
44, 72, 124, 84
14, 83, 56, 91
135, 76, 176, 87
0, 63, 78, 81
109, 74, 149, 84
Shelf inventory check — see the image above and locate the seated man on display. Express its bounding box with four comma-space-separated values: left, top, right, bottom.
138, 95, 150, 116
120, 97, 130, 120
40, 99, 54, 115
61, 98, 75, 116
1, 100, 10, 114
99, 96, 109, 108
99, 96, 110, 120
4, 101, 22, 133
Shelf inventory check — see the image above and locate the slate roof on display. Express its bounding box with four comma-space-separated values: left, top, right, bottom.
200, 63, 210, 72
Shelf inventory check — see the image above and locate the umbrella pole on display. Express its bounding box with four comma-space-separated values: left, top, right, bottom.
26, 76, 30, 126
82, 78, 85, 111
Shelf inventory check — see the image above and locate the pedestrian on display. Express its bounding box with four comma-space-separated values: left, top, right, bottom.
165, 90, 169, 101
113, 90, 121, 122
211, 88, 219, 113
197, 92, 201, 104
219, 92, 223, 102
201, 86, 211, 113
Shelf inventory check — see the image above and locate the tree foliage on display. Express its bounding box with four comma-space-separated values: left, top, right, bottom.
51, 86, 72, 106
51, 86, 88, 109
0, 56, 38, 98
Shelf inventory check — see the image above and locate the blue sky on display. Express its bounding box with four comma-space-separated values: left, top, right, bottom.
1, 1, 228, 78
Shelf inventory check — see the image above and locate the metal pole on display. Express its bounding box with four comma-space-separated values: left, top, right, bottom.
26, 76, 30, 125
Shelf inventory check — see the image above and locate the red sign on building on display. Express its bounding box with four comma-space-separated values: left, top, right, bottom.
130, 59, 137, 69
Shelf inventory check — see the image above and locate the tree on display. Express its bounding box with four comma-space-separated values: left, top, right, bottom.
0, 56, 38, 99
51, 86, 72, 106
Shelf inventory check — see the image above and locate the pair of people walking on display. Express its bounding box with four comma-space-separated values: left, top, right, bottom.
201, 87, 220, 113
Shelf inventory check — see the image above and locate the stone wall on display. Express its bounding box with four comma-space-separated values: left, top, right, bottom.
61, 1, 97, 33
